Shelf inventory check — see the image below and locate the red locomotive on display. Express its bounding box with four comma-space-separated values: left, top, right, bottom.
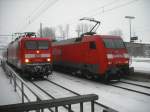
6, 32, 52, 78
52, 18, 130, 80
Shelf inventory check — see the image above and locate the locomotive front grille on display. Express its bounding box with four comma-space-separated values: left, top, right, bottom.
23, 63, 52, 76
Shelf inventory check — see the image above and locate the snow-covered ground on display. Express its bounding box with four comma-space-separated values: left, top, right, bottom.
0, 57, 150, 112
50, 72, 150, 112
131, 57, 150, 74
0, 67, 21, 105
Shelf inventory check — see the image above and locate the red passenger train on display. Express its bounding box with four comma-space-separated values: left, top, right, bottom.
6, 32, 53, 78
52, 18, 130, 80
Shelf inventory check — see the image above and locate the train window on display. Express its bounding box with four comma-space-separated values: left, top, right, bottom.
103, 39, 114, 48
25, 41, 37, 50
89, 41, 96, 49
103, 39, 125, 48
113, 39, 125, 48
25, 41, 49, 50
38, 41, 49, 50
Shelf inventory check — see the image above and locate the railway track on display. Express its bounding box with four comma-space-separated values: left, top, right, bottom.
3, 63, 117, 112
45, 79, 116, 111
54, 71, 150, 97
119, 80, 150, 89
108, 81, 150, 96
29, 78, 116, 112
29, 80, 75, 112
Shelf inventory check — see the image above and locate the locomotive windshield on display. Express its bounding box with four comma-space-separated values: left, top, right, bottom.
103, 38, 125, 48
25, 41, 49, 50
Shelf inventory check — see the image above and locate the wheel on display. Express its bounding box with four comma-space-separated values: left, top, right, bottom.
84, 70, 93, 79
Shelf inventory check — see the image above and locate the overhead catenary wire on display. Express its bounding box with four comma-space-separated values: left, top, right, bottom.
57, 0, 140, 30
59, 0, 121, 25
89, 0, 139, 17
17, 0, 140, 37
78, 0, 120, 18
16, 0, 48, 32
18, 0, 60, 32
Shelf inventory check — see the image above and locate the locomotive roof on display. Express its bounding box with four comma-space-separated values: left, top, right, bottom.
8, 36, 51, 46
52, 35, 122, 46
52, 38, 79, 46
21, 37, 50, 41
100, 35, 121, 39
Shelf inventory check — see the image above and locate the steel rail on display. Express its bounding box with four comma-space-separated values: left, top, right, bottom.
109, 84, 150, 96
119, 81, 150, 89
30, 81, 75, 112
45, 79, 118, 112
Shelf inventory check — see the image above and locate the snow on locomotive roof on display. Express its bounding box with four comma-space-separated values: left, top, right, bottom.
52, 38, 80, 46
52, 35, 122, 46
22, 37, 50, 40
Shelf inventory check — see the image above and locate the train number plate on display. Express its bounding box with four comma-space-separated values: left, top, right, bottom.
35, 54, 41, 57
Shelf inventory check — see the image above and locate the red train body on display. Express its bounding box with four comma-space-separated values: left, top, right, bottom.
7, 33, 53, 78
52, 35, 130, 80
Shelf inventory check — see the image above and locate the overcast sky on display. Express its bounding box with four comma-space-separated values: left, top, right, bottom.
0, 0, 150, 45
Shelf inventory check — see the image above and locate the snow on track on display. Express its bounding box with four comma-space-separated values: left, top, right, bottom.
121, 79, 150, 87
51, 71, 150, 112
32, 80, 75, 98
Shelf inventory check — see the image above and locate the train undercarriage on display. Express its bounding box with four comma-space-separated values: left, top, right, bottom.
22, 63, 53, 78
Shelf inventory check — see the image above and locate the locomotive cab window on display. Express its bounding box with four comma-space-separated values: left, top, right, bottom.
114, 39, 125, 48
25, 41, 49, 50
103, 39, 125, 48
89, 41, 96, 49
38, 41, 49, 50
25, 41, 37, 50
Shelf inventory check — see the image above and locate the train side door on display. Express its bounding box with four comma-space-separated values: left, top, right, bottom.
84, 41, 98, 63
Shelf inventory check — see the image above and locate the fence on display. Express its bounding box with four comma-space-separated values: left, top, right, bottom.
0, 61, 117, 112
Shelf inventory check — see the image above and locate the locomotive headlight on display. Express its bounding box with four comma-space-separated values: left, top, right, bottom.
25, 59, 29, 63
36, 50, 40, 54
125, 60, 129, 64
107, 54, 113, 59
108, 61, 112, 65
124, 53, 129, 58
47, 58, 51, 62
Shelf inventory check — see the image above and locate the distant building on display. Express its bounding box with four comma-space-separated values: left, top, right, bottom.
125, 42, 150, 57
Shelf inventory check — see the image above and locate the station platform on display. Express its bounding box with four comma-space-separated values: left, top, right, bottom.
0, 67, 21, 105
128, 57, 150, 82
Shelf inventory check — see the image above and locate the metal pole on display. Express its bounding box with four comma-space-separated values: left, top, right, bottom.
36, 97, 40, 112
80, 102, 83, 112
68, 104, 71, 112
10, 72, 12, 84
21, 82, 24, 103
129, 19, 132, 42
55, 106, 58, 112
40, 23, 42, 37
14, 76, 17, 92
91, 101, 94, 112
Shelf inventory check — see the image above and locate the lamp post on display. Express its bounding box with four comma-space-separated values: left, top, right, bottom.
125, 16, 135, 42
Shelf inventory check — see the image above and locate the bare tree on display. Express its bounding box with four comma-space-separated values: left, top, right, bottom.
58, 24, 70, 39
58, 25, 65, 39
76, 23, 92, 37
38, 27, 56, 40
109, 29, 123, 36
